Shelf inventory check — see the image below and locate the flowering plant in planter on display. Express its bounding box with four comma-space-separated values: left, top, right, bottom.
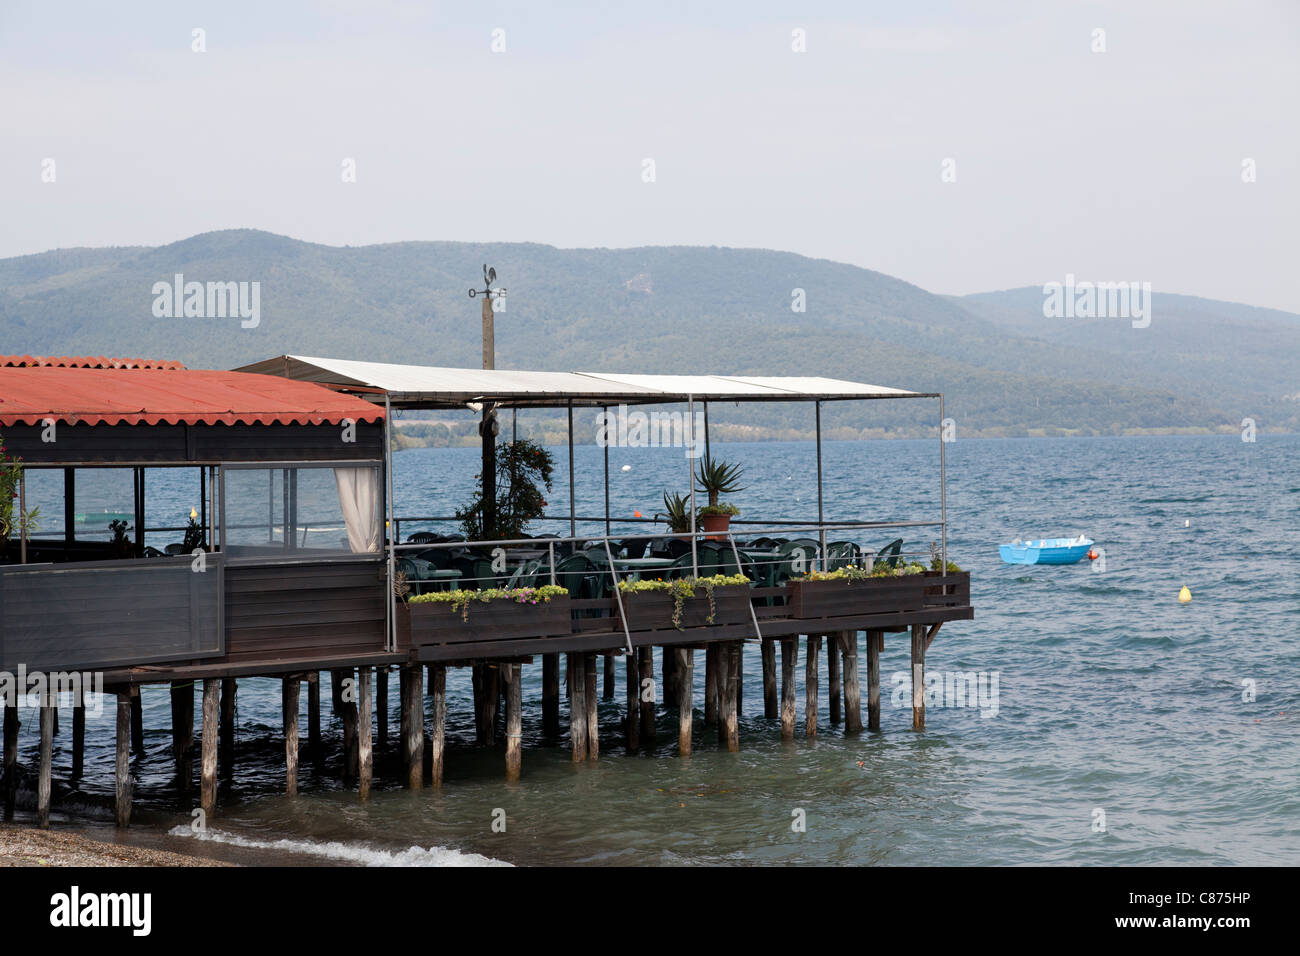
617, 573, 750, 629
409, 584, 569, 622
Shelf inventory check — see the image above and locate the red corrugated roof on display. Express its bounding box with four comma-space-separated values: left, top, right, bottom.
0, 354, 186, 370
0, 367, 385, 427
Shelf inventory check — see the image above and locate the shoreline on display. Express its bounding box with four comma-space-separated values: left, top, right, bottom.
0, 823, 234, 867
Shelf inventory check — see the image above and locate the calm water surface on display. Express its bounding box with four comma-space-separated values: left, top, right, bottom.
8, 435, 1299, 865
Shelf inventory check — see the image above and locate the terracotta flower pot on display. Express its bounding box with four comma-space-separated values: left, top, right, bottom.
698, 512, 731, 541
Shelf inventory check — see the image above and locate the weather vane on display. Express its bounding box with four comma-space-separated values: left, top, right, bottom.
468, 264, 506, 304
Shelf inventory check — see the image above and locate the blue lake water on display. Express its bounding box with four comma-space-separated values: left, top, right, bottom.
6, 434, 1299, 865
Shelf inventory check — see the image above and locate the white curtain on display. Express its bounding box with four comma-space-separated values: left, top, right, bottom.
333, 466, 380, 553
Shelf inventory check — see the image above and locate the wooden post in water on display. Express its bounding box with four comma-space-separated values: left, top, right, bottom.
504, 663, 522, 781
71, 685, 85, 781
842, 631, 862, 734
171, 680, 193, 792
736, 643, 743, 717
805, 634, 822, 737
675, 647, 694, 756
568, 653, 588, 762
704, 644, 718, 726
584, 652, 599, 760
4, 697, 20, 820
376, 667, 388, 747
115, 691, 133, 828
662, 649, 676, 708
603, 654, 615, 700
219, 678, 236, 776
200, 679, 219, 815
779, 637, 798, 740
130, 690, 144, 756
828, 634, 842, 726
638, 647, 655, 745
542, 653, 560, 738
358, 667, 373, 801
283, 677, 300, 796
429, 664, 446, 787
720, 642, 740, 752
307, 672, 321, 759
332, 669, 359, 780
866, 630, 882, 731
761, 637, 777, 719
910, 624, 926, 731
625, 652, 640, 751
37, 693, 53, 828
481, 665, 500, 746
400, 665, 424, 788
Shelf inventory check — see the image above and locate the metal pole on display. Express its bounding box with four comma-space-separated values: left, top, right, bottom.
703, 402, 710, 461
385, 392, 396, 652
567, 401, 576, 538
602, 405, 610, 538
815, 401, 825, 570
688, 394, 698, 579
939, 394, 947, 571
18, 471, 26, 564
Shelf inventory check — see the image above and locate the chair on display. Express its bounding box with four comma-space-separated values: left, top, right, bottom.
826, 541, 862, 571
874, 538, 904, 570
407, 531, 440, 544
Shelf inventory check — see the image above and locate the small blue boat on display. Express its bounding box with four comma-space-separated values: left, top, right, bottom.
999, 536, 1093, 565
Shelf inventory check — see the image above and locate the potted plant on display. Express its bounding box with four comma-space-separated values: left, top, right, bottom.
694, 455, 745, 539
657, 491, 693, 535
400, 584, 572, 647
615, 574, 752, 631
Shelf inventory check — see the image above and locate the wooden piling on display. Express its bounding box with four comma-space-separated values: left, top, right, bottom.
638, 647, 655, 744
867, 630, 882, 731
283, 677, 300, 796
307, 672, 321, 759
780, 637, 798, 740
676, 647, 694, 756
584, 652, 599, 760
3, 700, 18, 821
720, 642, 740, 752
761, 637, 778, 719
662, 648, 677, 706
400, 665, 423, 788
736, 642, 743, 717
200, 679, 219, 814
358, 667, 373, 800
828, 634, 842, 726
332, 669, 359, 780
130, 690, 143, 756
603, 654, 615, 700
704, 643, 719, 726
71, 685, 85, 781
569, 653, 588, 761
911, 624, 926, 731
219, 678, 236, 776
429, 664, 446, 787
543, 653, 560, 738
842, 631, 862, 734
115, 691, 132, 828
171, 680, 193, 792
376, 667, 388, 747
505, 663, 522, 781
625, 652, 640, 751
38, 695, 53, 828
805, 635, 821, 737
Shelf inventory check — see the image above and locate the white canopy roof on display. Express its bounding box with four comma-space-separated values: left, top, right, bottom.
235, 355, 932, 408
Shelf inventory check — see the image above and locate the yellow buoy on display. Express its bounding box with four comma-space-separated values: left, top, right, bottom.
1178, 586, 1192, 604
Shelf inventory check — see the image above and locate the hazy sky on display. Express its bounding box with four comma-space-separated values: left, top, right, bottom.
2, 0, 1297, 311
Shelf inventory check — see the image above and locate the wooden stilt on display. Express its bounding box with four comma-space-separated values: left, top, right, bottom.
780, 637, 798, 740
283, 677, 300, 796
805, 634, 821, 737
37, 695, 53, 828
662, 648, 676, 707
584, 652, 599, 760
429, 664, 446, 787
843, 631, 863, 734
867, 630, 882, 731
761, 637, 777, 719
625, 652, 640, 751
219, 678, 236, 776
171, 680, 193, 792
332, 669, 359, 780
307, 671, 321, 759
910, 624, 926, 731
828, 634, 842, 726
115, 692, 132, 828
471, 664, 485, 743
736, 642, 743, 717
376, 667, 388, 747
358, 668, 373, 800
130, 690, 143, 756
504, 663, 522, 781
603, 654, 615, 700
200, 679, 219, 814
704, 644, 719, 726
569, 653, 588, 762
400, 665, 423, 788
3, 699, 18, 821
721, 642, 740, 752
543, 653, 560, 738
478, 665, 499, 746
638, 647, 655, 744
676, 647, 693, 755
71, 685, 85, 781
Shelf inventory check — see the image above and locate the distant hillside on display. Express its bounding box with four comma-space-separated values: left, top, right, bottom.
1, 230, 1295, 437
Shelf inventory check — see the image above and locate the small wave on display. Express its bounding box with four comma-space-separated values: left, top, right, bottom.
168, 826, 511, 867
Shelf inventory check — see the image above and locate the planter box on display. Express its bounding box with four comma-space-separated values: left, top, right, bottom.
401, 595, 573, 647
616, 584, 753, 632
787, 572, 970, 620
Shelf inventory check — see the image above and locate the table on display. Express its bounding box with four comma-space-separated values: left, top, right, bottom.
611, 556, 677, 581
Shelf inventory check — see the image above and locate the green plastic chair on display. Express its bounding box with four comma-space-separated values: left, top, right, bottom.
874, 538, 904, 570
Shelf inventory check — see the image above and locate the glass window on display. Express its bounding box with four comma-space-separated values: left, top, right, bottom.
221, 464, 380, 558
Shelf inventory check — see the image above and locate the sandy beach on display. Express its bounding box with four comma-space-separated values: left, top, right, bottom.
0, 824, 232, 867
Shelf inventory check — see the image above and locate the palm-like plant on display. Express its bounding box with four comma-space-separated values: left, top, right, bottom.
658, 491, 693, 533
694, 456, 745, 514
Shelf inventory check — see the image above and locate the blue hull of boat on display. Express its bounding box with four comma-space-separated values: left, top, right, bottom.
999, 539, 1092, 566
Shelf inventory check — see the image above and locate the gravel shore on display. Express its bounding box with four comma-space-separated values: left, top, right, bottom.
0, 825, 233, 867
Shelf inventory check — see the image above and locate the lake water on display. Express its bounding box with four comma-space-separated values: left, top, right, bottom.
6, 434, 1298, 865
